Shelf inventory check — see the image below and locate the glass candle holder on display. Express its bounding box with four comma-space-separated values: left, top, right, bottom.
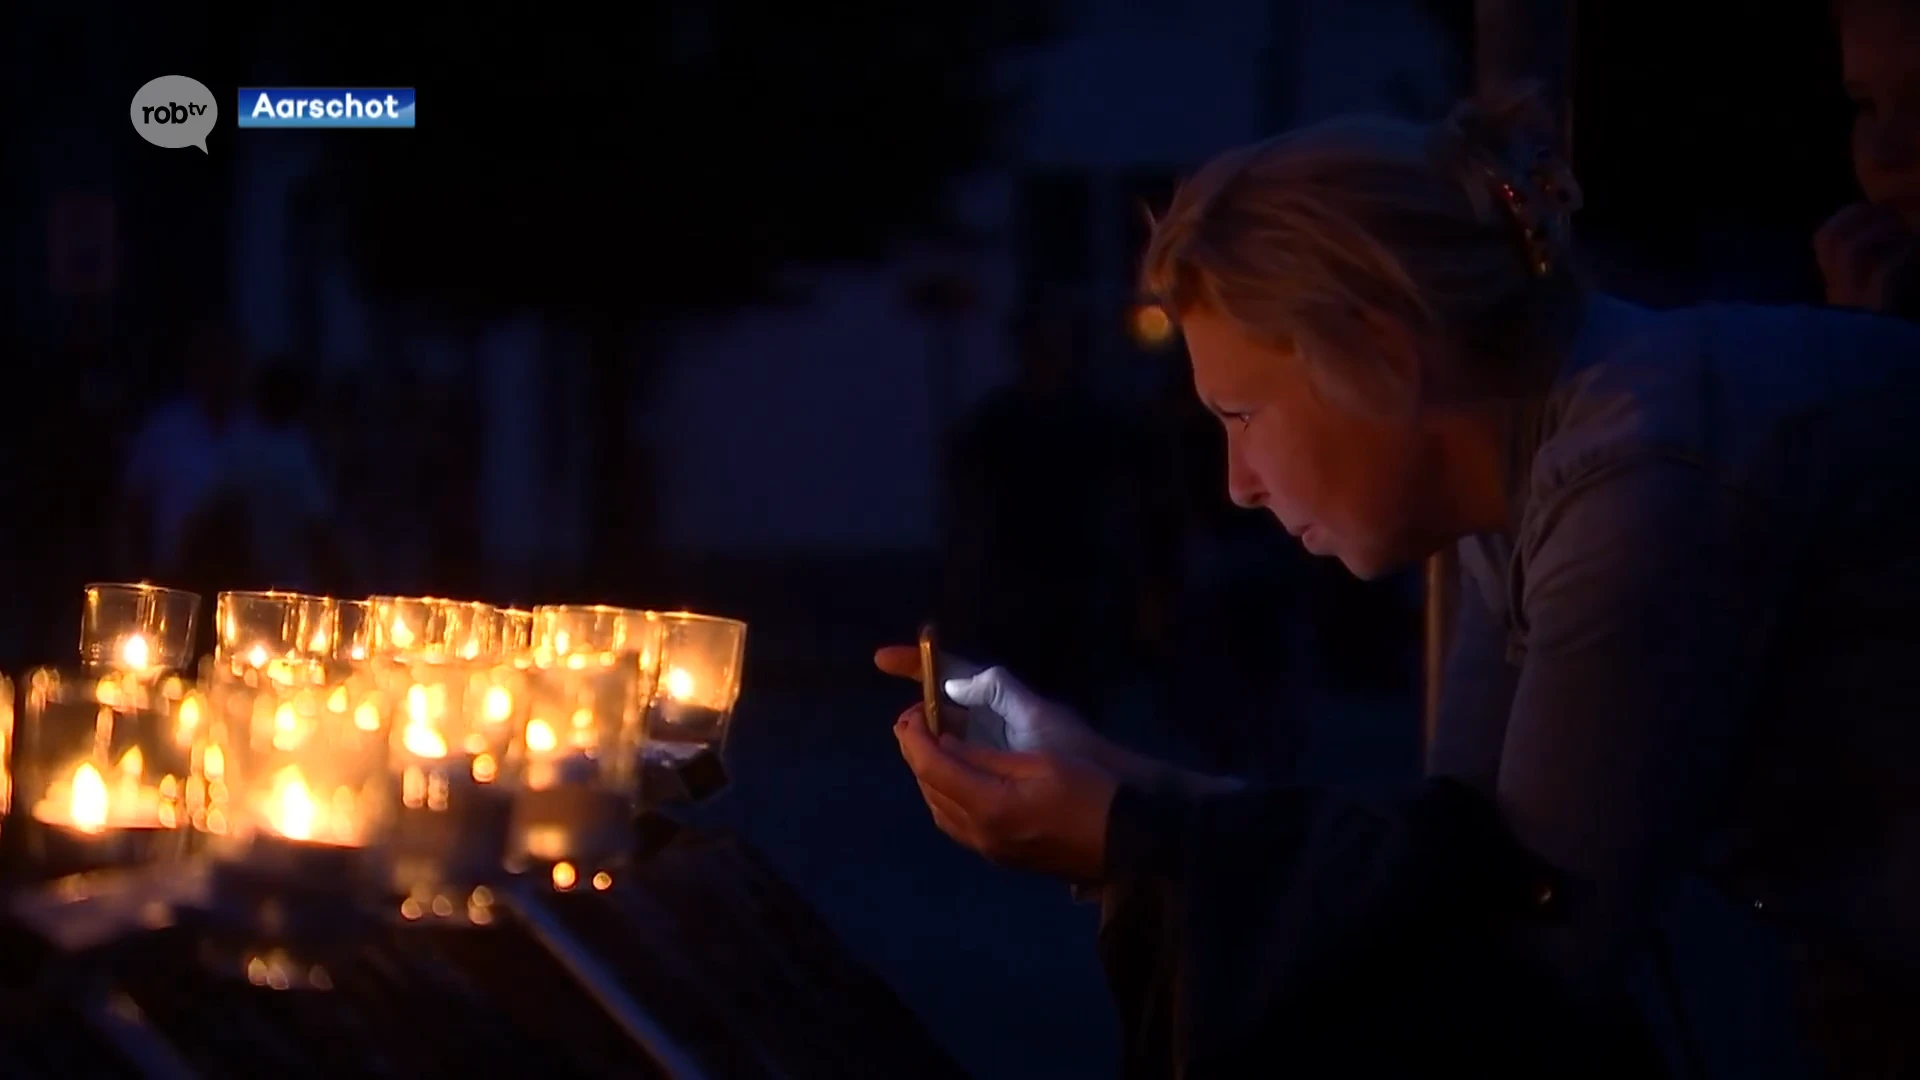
14, 667, 191, 874
499, 608, 534, 668
334, 599, 373, 664
438, 601, 502, 664
367, 596, 440, 662
216, 591, 336, 675
645, 612, 747, 749
507, 661, 644, 873
79, 583, 200, 675
199, 660, 393, 887
0, 672, 12, 827
382, 657, 527, 899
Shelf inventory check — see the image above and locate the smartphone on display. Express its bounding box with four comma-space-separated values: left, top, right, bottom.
911, 628, 1004, 749
918, 622, 947, 738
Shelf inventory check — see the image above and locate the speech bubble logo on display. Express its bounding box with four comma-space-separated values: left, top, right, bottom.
130, 75, 219, 153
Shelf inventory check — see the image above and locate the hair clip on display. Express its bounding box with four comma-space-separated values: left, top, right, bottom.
1480, 162, 1554, 277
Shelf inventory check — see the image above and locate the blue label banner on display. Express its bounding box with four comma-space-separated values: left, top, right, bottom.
238, 88, 415, 128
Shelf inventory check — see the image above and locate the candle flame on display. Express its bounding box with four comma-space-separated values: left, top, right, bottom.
70, 763, 108, 833
481, 686, 513, 724
177, 694, 202, 734
390, 618, 415, 648
272, 702, 303, 751
118, 746, 143, 780
309, 628, 331, 653
664, 666, 696, 701
402, 719, 448, 759
526, 719, 557, 753
119, 634, 151, 672
353, 701, 381, 732
265, 766, 316, 840
246, 644, 269, 669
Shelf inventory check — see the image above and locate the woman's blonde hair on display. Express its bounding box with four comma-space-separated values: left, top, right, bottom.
1140, 85, 1586, 413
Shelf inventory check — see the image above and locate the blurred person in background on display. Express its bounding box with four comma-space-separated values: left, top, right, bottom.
219, 355, 350, 594
1818, 0, 1920, 318
879, 84, 1920, 1077
114, 322, 261, 583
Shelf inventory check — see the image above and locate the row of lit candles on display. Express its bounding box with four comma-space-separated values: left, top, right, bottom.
13, 584, 746, 879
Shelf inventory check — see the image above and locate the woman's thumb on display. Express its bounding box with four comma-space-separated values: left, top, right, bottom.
944, 665, 1022, 713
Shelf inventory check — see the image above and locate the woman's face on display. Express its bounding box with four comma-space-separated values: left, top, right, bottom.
1181, 307, 1435, 579
1843, 2, 1920, 226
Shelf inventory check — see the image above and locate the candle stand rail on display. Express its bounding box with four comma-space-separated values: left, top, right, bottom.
0, 811, 967, 1080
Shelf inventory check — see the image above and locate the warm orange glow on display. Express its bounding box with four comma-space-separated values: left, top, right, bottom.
526, 719, 557, 753
552, 861, 577, 890
663, 666, 696, 700
119, 633, 152, 672
481, 685, 513, 724
176, 693, 203, 742
353, 701, 381, 732
471, 753, 498, 783
264, 766, 316, 840
69, 763, 108, 833
1128, 302, 1176, 348
402, 719, 448, 759
246, 644, 270, 669
271, 702, 302, 751
592, 871, 612, 891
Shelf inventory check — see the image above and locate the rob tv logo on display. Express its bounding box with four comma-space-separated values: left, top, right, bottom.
239, 87, 416, 128
130, 75, 218, 153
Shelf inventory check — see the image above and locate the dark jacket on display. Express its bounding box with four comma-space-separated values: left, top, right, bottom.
1099, 297, 1920, 1077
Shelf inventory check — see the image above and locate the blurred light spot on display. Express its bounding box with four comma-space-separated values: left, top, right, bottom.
1127, 302, 1175, 349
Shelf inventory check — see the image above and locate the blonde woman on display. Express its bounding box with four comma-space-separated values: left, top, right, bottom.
880, 87, 1920, 1077
1820, 0, 1920, 317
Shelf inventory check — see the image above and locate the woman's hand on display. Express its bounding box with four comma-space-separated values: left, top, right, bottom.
872, 646, 1102, 758
1816, 203, 1920, 312
894, 705, 1117, 881
875, 645, 1245, 798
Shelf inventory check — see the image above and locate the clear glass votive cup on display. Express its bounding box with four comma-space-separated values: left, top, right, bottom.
645, 612, 747, 749
382, 656, 528, 899
506, 660, 644, 874
334, 599, 374, 663
196, 660, 394, 880
15, 666, 194, 874
499, 608, 534, 667
215, 590, 336, 674
79, 582, 200, 674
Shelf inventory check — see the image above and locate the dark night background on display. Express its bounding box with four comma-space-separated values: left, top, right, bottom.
0, 1, 1862, 1075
